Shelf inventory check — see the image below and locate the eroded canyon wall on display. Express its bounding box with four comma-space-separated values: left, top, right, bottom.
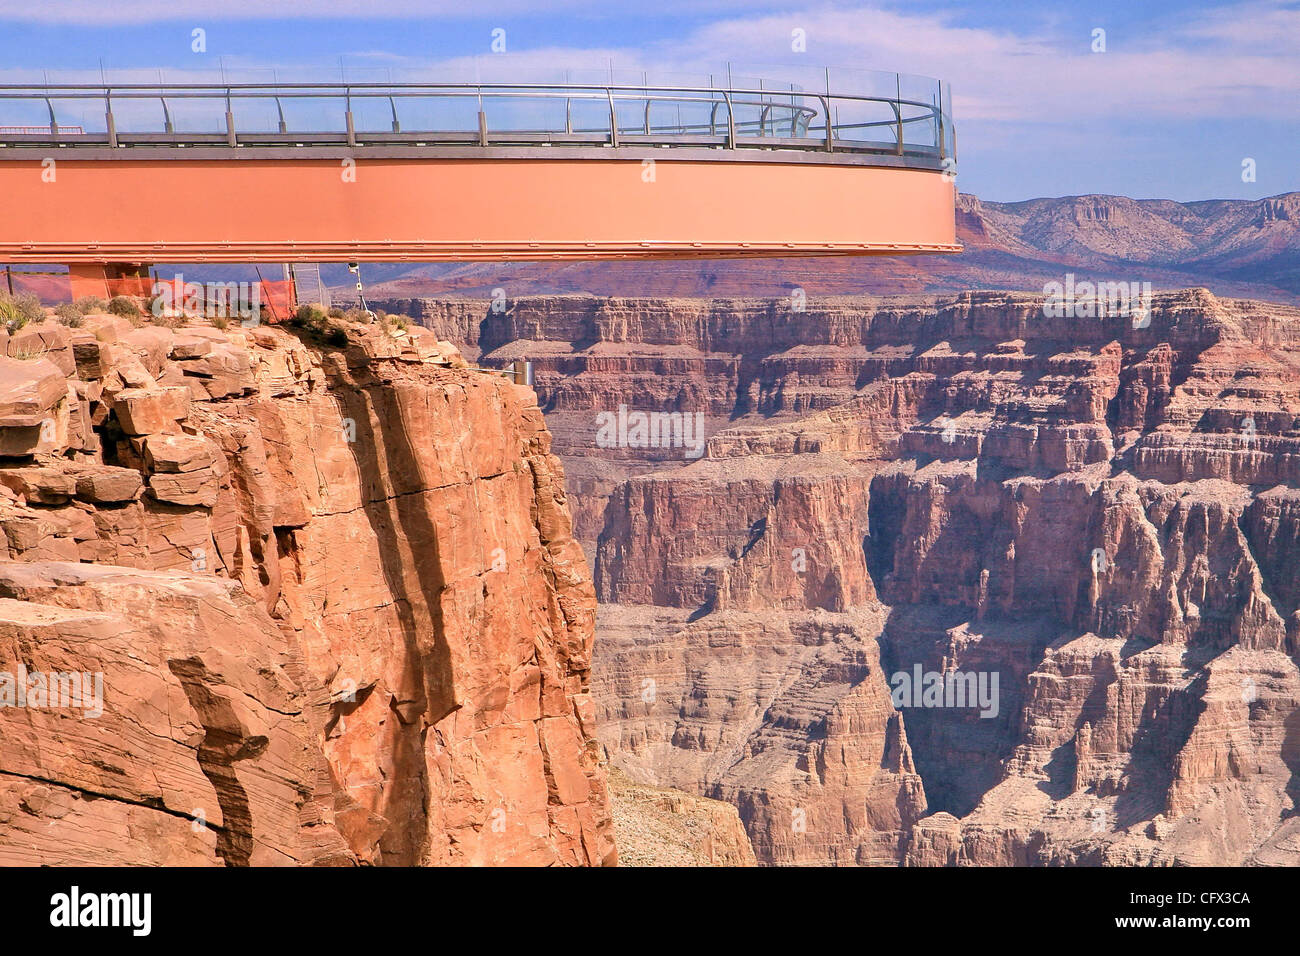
0, 314, 613, 866
428, 290, 1300, 865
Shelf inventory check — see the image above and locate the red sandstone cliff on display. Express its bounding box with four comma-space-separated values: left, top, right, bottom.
0, 313, 614, 866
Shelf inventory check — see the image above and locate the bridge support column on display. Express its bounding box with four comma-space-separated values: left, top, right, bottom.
67, 262, 151, 301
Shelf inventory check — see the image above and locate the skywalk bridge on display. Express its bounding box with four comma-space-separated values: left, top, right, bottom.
0, 73, 958, 294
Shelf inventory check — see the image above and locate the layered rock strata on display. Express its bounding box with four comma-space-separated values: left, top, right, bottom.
433, 290, 1300, 865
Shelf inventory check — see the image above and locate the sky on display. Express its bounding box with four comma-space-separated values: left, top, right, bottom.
0, 0, 1295, 202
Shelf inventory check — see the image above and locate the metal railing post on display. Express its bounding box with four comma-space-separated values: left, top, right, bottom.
937, 81, 946, 161
722, 91, 735, 148
105, 91, 117, 147
510, 359, 534, 386
941, 79, 951, 160
895, 74, 904, 155
606, 88, 619, 147
475, 84, 488, 146
345, 90, 356, 147
820, 95, 833, 152
225, 90, 236, 146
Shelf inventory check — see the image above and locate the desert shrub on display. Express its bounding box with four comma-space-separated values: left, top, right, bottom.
54, 303, 84, 326
287, 302, 348, 345
0, 297, 22, 327
154, 311, 189, 329
294, 303, 327, 325
327, 307, 345, 319
15, 293, 43, 323
210, 315, 230, 330
8, 342, 48, 361
107, 295, 140, 317
73, 295, 107, 314
0, 292, 43, 331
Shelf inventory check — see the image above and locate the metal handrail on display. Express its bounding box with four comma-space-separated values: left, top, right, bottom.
0, 78, 954, 160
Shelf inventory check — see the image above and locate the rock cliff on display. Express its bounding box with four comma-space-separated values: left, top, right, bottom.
0, 312, 614, 866
428, 289, 1300, 866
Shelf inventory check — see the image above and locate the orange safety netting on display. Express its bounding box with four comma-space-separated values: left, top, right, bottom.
103, 276, 298, 323
1, 269, 299, 321
257, 279, 296, 323
104, 276, 156, 298
3, 270, 71, 302
0, 126, 84, 134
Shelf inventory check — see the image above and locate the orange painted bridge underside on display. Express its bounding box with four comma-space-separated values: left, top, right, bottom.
0, 151, 958, 263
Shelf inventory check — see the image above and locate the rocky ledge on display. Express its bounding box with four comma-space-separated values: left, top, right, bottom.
0, 311, 614, 866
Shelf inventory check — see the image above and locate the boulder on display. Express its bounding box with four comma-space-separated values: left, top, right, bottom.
71, 465, 143, 504
111, 386, 190, 435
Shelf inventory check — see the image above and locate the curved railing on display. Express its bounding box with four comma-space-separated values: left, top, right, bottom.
0, 78, 954, 164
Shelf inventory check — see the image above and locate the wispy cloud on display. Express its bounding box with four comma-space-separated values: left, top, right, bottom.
0, 0, 793, 24
651, 2, 1300, 122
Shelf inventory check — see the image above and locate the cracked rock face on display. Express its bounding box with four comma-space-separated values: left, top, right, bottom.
0, 565, 349, 866
0, 314, 613, 867
427, 290, 1300, 866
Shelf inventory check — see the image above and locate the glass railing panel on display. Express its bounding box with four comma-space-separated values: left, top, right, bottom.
270, 95, 350, 135
478, 93, 573, 135
101, 95, 173, 134
226, 95, 289, 135
0, 97, 60, 132
384, 93, 482, 135
42, 96, 111, 136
